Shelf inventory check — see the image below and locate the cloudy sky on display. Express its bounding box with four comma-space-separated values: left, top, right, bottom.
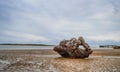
0, 0, 120, 46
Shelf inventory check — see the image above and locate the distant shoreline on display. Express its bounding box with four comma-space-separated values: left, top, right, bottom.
0, 44, 55, 46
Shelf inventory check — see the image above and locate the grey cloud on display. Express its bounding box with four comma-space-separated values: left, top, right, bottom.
0, 0, 120, 45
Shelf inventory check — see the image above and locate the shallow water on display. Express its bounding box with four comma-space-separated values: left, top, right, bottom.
0, 45, 113, 50
0, 45, 54, 50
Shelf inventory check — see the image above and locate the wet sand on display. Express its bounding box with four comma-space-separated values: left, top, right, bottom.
0, 49, 120, 72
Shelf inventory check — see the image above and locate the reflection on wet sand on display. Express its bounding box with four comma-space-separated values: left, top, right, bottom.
0, 49, 120, 72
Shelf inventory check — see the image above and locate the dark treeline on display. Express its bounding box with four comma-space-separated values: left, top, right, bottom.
0, 44, 54, 46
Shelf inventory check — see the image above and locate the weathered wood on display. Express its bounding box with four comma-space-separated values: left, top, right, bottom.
53, 36, 93, 58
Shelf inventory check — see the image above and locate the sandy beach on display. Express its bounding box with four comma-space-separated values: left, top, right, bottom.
0, 49, 120, 72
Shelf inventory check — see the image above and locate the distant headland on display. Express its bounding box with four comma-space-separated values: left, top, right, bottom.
99, 45, 120, 49
0, 44, 55, 46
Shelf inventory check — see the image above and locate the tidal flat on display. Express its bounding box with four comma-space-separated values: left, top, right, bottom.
0, 49, 120, 72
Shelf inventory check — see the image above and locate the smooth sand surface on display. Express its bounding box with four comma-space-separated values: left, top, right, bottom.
0, 49, 120, 72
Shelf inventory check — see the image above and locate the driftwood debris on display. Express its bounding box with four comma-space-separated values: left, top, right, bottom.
53, 36, 93, 58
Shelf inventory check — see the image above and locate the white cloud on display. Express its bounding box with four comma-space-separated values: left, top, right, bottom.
0, 0, 120, 44
3, 31, 50, 42
87, 31, 120, 41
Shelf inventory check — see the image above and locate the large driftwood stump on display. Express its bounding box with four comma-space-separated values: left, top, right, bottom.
53, 36, 93, 58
